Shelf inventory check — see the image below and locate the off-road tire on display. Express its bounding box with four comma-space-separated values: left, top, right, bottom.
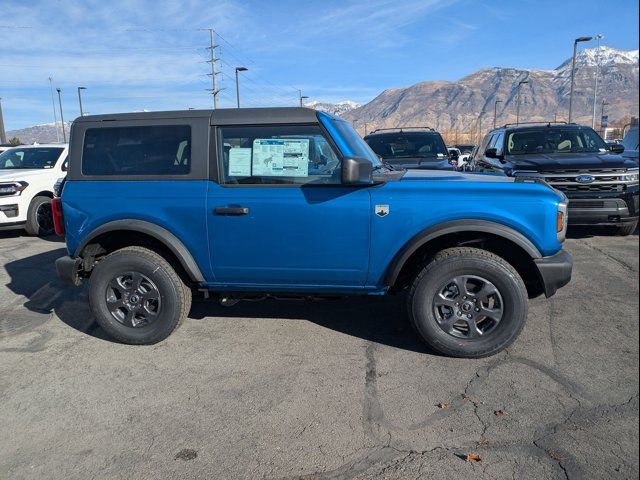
88, 246, 192, 344
25, 195, 54, 236
407, 247, 528, 358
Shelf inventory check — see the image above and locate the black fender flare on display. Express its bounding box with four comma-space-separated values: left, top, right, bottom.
75, 219, 205, 282
383, 219, 542, 287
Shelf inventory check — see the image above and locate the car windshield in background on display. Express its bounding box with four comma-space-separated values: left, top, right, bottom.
455, 144, 476, 154
621, 127, 638, 151
0, 147, 63, 170
366, 133, 449, 160
506, 128, 607, 155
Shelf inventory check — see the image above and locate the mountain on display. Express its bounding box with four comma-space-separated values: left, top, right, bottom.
305, 100, 361, 116
6, 122, 71, 144
343, 46, 639, 142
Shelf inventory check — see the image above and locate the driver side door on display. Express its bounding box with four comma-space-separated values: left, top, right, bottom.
206, 123, 372, 289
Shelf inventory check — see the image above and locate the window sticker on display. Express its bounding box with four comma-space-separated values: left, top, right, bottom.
282, 139, 309, 177
228, 147, 252, 176
252, 139, 285, 176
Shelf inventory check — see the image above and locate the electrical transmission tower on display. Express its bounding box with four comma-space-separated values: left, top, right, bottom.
206, 29, 222, 109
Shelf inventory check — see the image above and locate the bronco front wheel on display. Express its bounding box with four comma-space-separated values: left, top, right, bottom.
407, 247, 528, 358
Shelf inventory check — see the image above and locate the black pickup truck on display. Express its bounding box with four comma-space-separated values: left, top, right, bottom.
472, 122, 639, 235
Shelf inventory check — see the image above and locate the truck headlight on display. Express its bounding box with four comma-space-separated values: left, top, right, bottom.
621, 168, 639, 183
0, 181, 28, 196
557, 200, 568, 243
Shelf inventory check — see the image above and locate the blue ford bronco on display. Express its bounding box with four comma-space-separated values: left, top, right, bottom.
54, 108, 572, 358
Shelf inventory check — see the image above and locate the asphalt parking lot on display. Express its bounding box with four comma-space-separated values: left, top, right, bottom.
0, 228, 638, 480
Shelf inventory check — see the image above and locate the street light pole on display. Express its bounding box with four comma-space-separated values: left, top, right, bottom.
0, 97, 7, 144
493, 99, 503, 129
591, 34, 604, 128
77, 86, 87, 116
516, 80, 528, 125
234, 67, 247, 108
568, 36, 593, 123
56, 88, 66, 143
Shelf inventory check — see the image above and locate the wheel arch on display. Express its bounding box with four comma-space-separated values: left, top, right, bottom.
75, 220, 205, 283
384, 220, 545, 298
31, 190, 54, 199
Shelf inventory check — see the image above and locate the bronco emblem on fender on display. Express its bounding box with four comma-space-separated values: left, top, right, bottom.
375, 205, 390, 217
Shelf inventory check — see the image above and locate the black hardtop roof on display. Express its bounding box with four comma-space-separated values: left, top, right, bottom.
73, 107, 320, 125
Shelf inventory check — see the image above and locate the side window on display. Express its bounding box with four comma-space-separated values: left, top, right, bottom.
492, 132, 505, 155
217, 125, 341, 185
481, 134, 494, 155
82, 125, 191, 176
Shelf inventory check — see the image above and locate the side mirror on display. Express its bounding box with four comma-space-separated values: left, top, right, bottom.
61, 161, 68, 172
485, 147, 503, 160
609, 143, 625, 154
342, 157, 373, 184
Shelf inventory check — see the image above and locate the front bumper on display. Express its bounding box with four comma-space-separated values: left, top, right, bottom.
567, 189, 639, 226
55, 256, 82, 286
534, 250, 573, 298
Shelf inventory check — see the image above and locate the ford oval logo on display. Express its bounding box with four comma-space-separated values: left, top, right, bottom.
576, 175, 595, 184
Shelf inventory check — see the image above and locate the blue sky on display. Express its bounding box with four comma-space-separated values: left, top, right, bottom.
1, 0, 638, 131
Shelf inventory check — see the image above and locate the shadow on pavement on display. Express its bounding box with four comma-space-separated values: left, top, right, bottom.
567, 224, 639, 239
4, 248, 430, 354
0, 230, 65, 243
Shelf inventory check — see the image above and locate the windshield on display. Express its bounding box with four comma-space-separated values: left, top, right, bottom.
317, 114, 381, 167
365, 132, 449, 160
506, 127, 608, 155
0, 147, 64, 170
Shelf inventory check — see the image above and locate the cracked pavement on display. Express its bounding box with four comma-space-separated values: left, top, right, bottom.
0, 228, 638, 479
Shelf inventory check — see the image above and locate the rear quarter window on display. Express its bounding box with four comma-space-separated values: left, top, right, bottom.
82, 125, 191, 176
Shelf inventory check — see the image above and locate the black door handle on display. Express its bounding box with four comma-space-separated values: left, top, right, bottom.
214, 206, 249, 216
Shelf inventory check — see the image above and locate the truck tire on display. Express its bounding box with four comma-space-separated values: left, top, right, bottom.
407, 247, 528, 358
88, 246, 192, 344
615, 221, 638, 236
24, 195, 54, 236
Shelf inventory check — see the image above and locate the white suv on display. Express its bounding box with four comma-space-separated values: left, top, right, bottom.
0, 144, 68, 236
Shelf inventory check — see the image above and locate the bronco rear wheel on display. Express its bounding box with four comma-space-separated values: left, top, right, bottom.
88, 246, 191, 344
407, 247, 528, 358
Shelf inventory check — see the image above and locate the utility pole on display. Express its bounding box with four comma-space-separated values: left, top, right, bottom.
56, 88, 66, 143
207, 29, 221, 109
569, 36, 593, 123
493, 99, 503, 129
591, 34, 604, 128
0, 97, 7, 144
477, 115, 483, 144
77, 86, 87, 116
48, 77, 60, 143
298, 90, 308, 107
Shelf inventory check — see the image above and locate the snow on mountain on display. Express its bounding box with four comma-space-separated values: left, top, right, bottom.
304, 100, 361, 116
557, 46, 639, 70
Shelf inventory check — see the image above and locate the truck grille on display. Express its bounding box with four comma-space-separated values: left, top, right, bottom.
538, 169, 630, 194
